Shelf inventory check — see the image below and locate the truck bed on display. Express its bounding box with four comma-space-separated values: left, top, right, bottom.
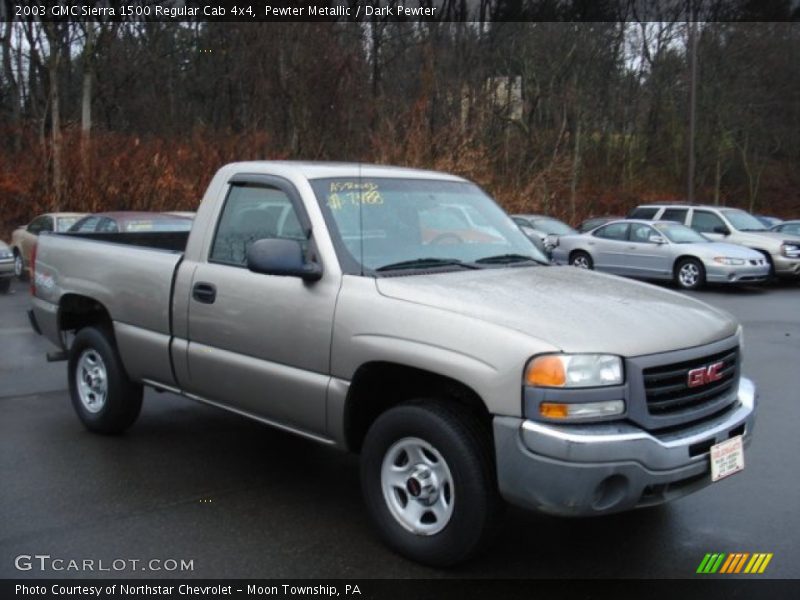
62, 230, 189, 253
33, 231, 187, 387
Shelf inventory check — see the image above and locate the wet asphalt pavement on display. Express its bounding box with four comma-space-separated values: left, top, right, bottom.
1, 277, 798, 579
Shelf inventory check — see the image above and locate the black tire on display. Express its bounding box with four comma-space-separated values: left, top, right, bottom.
569, 250, 593, 270
13, 251, 28, 282
675, 257, 706, 290
360, 401, 499, 567
0, 278, 10, 294
68, 326, 143, 434
756, 251, 775, 280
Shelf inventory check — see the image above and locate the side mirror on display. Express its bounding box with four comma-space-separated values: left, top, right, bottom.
246, 239, 322, 282
649, 234, 666, 244
713, 225, 730, 235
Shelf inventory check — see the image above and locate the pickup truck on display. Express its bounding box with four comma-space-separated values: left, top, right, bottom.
30, 162, 757, 566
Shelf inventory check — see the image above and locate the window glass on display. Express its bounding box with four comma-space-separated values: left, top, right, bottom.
71, 217, 100, 232
778, 223, 800, 235
122, 218, 193, 232
210, 185, 305, 266
310, 178, 546, 272
721, 209, 766, 231
28, 216, 52, 234
660, 208, 689, 223
629, 223, 658, 243
97, 218, 119, 233
691, 210, 726, 234
593, 222, 629, 241
629, 207, 659, 219
654, 222, 708, 243
56, 217, 80, 232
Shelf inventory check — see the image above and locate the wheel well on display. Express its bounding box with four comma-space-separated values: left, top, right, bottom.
673, 255, 702, 275
750, 248, 773, 264
344, 362, 492, 454
569, 249, 589, 261
59, 294, 113, 334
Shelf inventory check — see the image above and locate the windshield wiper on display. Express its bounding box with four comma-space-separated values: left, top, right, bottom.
474, 253, 546, 265
739, 228, 766, 232
376, 257, 480, 272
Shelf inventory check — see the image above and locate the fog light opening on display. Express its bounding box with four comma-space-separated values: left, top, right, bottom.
592, 475, 629, 511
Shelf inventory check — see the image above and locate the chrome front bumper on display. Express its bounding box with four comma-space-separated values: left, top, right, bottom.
704, 262, 770, 283
494, 378, 757, 516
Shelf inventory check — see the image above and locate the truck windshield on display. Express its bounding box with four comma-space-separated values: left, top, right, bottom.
310, 177, 547, 273
722, 209, 766, 231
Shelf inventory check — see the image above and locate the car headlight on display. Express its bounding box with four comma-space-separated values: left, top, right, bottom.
525, 354, 623, 388
713, 257, 745, 265
781, 243, 800, 258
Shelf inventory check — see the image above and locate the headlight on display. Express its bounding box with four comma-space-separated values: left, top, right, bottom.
525, 354, 623, 388
781, 243, 800, 258
713, 257, 745, 265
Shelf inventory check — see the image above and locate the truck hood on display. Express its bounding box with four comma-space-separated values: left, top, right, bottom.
375, 266, 738, 356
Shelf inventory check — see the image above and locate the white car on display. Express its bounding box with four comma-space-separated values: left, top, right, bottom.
552, 220, 770, 290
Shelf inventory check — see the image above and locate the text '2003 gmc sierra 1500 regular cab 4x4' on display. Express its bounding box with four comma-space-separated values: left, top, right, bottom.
29, 162, 757, 566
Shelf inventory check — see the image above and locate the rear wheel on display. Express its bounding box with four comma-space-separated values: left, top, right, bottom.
570, 251, 593, 270
68, 326, 143, 434
360, 401, 498, 567
675, 258, 705, 290
13, 251, 27, 281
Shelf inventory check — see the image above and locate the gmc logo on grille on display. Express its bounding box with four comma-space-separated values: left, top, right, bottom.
688, 361, 725, 387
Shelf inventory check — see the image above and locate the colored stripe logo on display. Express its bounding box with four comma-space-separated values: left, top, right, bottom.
697, 553, 773, 574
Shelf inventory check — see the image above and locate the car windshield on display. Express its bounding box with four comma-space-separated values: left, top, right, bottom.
531, 218, 576, 235
722, 209, 766, 231
56, 217, 80, 232
311, 177, 548, 273
654, 222, 709, 244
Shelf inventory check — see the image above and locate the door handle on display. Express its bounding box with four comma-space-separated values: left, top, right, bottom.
628, 246, 637, 250
192, 282, 217, 304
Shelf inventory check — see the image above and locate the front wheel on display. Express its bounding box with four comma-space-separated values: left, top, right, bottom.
68, 326, 143, 434
360, 401, 498, 567
675, 258, 706, 290
570, 251, 593, 270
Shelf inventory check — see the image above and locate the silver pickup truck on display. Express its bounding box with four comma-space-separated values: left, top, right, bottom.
30, 162, 757, 566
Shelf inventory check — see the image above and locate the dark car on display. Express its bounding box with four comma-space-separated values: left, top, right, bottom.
69, 212, 193, 234
577, 216, 622, 233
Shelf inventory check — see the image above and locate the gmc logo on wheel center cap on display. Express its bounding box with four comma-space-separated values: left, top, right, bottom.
688, 361, 725, 387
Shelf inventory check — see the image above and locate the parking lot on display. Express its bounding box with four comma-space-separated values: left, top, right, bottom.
1, 277, 798, 579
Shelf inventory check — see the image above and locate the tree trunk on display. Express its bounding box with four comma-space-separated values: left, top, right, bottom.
44, 23, 63, 209
81, 23, 94, 141
1, 16, 21, 151
570, 113, 582, 222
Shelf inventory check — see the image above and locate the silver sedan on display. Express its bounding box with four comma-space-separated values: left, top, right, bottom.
551, 219, 771, 290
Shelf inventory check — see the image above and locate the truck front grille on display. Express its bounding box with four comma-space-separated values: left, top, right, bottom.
643, 347, 738, 415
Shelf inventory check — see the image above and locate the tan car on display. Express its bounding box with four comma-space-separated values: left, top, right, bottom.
10, 212, 85, 280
